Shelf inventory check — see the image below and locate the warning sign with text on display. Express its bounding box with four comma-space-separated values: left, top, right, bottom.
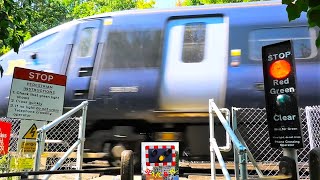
7, 67, 67, 121
18, 120, 46, 153
0, 121, 12, 155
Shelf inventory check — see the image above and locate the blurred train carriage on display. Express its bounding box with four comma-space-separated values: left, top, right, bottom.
0, 0, 319, 166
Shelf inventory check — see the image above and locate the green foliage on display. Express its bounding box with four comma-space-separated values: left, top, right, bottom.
182, 0, 202, 6
0, 0, 32, 53
0, 45, 11, 55
0, 0, 155, 56
282, 0, 320, 47
71, 0, 155, 19
26, 0, 70, 36
136, 0, 156, 9
0, 154, 9, 173
181, 0, 256, 6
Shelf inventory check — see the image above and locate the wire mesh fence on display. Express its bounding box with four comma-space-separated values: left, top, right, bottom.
306, 105, 320, 150
0, 118, 21, 175
233, 106, 320, 179
0, 116, 80, 174
42, 117, 80, 170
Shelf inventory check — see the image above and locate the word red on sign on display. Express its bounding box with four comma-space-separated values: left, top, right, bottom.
13, 67, 66, 86
0, 121, 12, 155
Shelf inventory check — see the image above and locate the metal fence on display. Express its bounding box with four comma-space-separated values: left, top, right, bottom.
232, 106, 320, 179
306, 106, 320, 150
0, 118, 21, 175
41, 117, 80, 170
0, 116, 80, 174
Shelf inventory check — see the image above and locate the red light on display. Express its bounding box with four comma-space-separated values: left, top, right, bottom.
269, 60, 291, 79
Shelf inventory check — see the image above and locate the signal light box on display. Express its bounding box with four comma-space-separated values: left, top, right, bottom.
262, 40, 303, 149
141, 142, 179, 180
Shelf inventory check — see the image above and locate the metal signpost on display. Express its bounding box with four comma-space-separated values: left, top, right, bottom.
262, 40, 303, 179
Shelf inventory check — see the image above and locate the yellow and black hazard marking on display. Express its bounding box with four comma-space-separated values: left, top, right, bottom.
22, 124, 37, 139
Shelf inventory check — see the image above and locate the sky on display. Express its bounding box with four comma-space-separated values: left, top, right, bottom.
154, 0, 177, 8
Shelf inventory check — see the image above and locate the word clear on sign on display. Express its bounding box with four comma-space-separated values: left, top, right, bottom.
7, 67, 66, 121
0, 121, 12, 155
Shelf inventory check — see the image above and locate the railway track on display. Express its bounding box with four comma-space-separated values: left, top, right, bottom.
83, 159, 310, 179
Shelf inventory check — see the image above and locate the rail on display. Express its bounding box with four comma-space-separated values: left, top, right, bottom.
34, 101, 89, 180
232, 107, 266, 179
0, 167, 120, 180
209, 99, 248, 180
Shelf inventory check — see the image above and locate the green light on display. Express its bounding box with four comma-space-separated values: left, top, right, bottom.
276, 94, 291, 113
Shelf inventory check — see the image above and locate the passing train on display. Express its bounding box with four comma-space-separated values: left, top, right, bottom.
0, 0, 319, 166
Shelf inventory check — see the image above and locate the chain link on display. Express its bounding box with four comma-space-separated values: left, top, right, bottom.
0, 117, 80, 172
234, 107, 320, 179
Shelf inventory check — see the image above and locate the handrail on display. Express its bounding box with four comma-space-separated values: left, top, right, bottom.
210, 100, 245, 151
235, 130, 264, 178
218, 108, 232, 152
209, 99, 248, 180
34, 101, 89, 180
38, 101, 88, 132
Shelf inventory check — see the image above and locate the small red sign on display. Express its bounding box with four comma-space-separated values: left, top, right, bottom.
0, 121, 12, 155
13, 67, 66, 86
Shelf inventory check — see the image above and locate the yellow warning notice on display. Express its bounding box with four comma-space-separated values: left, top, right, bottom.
20, 141, 37, 153
10, 157, 34, 170
22, 124, 37, 139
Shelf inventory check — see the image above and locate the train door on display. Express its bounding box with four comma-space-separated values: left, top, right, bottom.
159, 15, 229, 111
92, 23, 162, 114
65, 19, 103, 106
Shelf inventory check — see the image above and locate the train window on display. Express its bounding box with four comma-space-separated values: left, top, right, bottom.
103, 26, 161, 68
249, 27, 317, 60
182, 22, 206, 63
77, 27, 98, 57
23, 33, 57, 50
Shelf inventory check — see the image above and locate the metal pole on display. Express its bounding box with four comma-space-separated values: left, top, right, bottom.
209, 100, 216, 180
232, 107, 240, 180
212, 138, 231, 180
219, 108, 232, 152
76, 103, 88, 180
39, 101, 88, 132
235, 130, 264, 178
283, 148, 299, 179
34, 129, 45, 180
210, 100, 245, 151
305, 106, 315, 150
43, 140, 81, 180
239, 150, 248, 180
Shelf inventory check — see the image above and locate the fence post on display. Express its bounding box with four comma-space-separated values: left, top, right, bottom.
232, 107, 240, 180
34, 129, 45, 180
76, 101, 88, 180
209, 99, 216, 180
120, 150, 134, 180
239, 150, 248, 180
